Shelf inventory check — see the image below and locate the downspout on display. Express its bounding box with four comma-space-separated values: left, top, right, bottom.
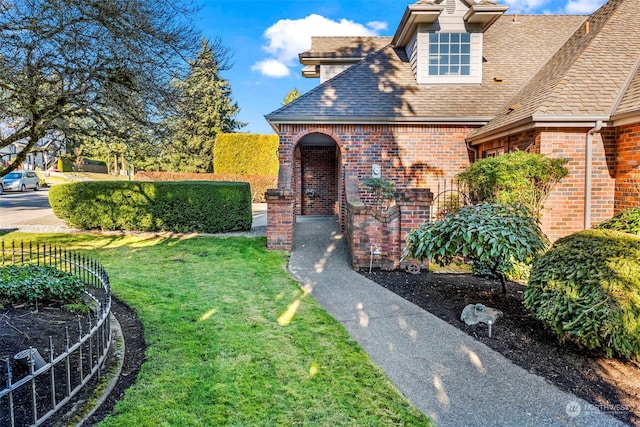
584, 120, 603, 229
466, 139, 479, 162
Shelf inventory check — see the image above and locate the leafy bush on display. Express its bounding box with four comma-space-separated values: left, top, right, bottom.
214, 133, 279, 175
0, 265, 85, 303
405, 203, 548, 293
596, 206, 640, 235
134, 171, 276, 203
524, 229, 640, 360
457, 151, 568, 216
49, 181, 252, 233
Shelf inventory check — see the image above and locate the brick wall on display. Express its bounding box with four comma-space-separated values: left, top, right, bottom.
267, 123, 475, 253
539, 128, 615, 241
615, 122, 640, 212
344, 176, 432, 270
476, 127, 617, 242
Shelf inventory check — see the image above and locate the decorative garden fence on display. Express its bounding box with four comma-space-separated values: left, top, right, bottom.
0, 241, 112, 427
430, 178, 471, 221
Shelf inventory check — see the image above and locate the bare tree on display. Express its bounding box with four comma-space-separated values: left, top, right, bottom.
0, 0, 207, 176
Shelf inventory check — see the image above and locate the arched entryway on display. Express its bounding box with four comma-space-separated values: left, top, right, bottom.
294, 133, 341, 217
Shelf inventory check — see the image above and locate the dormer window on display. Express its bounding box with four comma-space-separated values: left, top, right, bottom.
392, 0, 508, 85
428, 33, 471, 76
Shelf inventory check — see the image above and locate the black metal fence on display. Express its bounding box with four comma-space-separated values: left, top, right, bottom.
0, 241, 112, 427
430, 178, 471, 221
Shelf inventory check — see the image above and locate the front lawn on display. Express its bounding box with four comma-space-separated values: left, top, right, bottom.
3, 232, 431, 426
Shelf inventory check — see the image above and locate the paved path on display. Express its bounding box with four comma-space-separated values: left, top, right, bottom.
287, 216, 625, 427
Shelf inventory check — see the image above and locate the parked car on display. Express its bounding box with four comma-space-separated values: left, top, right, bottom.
2, 171, 40, 192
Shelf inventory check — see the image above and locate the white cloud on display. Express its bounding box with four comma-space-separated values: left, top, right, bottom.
564, 0, 605, 13
251, 59, 291, 78
253, 14, 385, 78
367, 21, 388, 32
503, 0, 550, 13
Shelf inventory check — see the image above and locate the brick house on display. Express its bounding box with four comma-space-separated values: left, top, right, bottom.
265, 0, 640, 270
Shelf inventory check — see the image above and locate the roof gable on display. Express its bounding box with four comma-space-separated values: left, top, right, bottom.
266, 14, 584, 126
471, 0, 640, 140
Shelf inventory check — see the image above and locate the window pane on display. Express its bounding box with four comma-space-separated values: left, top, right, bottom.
461, 44, 470, 54
439, 44, 449, 54
429, 65, 438, 75
451, 44, 459, 54
450, 33, 459, 43
429, 33, 438, 43
439, 65, 448, 75
451, 55, 459, 65
461, 65, 470, 75
461, 33, 471, 43
440, 33, 449, 43
450, 65, 459, 74
441, 55, 449, 65
461, 54, 470, 64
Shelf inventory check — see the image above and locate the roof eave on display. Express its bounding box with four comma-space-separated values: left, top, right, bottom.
299, 55, 365, 65
611, 110, 640, 127
463, 4, 509, 31
392, 3, 445, 48
265, 115, 491, 126
468, 114, 612, 145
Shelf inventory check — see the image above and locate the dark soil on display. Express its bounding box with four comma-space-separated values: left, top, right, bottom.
0, 298, 144, 427
362, 269, 640, 426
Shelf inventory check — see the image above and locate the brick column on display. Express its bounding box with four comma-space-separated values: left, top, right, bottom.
266, 189, 295, 251
396, 189, 433, 269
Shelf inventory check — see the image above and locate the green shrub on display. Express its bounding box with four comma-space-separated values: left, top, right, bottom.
0, 265, 85, 303
405, 203, 548, 293
134, 171, 276, 203
49, 181, 252, 233
524, 229, 640, 360
596, 206, 640, 235
457, 151, 568, 216
214, 133, 279, 175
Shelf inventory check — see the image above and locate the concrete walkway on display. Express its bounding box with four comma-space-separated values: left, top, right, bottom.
287, 216, 625, 427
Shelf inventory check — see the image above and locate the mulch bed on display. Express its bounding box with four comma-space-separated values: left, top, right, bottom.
362, 269, 640, 426
0, 298, 144, 427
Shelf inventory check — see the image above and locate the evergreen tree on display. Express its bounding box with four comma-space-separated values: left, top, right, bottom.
166, 38, 245, 172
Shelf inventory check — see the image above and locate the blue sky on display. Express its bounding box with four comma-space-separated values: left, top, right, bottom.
196, 0, 607, 134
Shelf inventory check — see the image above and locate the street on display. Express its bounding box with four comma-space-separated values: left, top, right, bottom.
0, 189, 70, 231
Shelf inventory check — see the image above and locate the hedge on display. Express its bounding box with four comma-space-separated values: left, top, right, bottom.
524, 229, 640, 360
134, 171, 276, 203
596, 206, 640, 235
213, 133, 279, 176
49, 181, 252, 233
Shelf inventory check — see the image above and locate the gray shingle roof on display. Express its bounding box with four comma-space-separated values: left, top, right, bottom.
300, 37, 392, 61
615, 66, 640, 116
267, 14, 585, 124
471, 0, 640, 140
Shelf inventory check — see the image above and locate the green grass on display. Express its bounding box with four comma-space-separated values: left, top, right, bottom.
3, 232, 432, 426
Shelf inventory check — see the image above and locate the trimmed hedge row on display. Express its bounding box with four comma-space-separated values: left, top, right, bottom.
49, 181, 252, 233
213, 133, 279, 176
524, 229, 640, 360
134, 171, 277, 203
